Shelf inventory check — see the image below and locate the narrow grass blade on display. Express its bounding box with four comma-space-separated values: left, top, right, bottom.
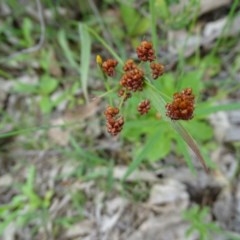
196, 102, 240, 116
85, 26, 123, 65
171, 121, 209, 173
79, 23, 91, 103
175, 134, 196, 174
0, 121, 81, 138
144, 82, 169, 121
58, 30, 78, 69
69, 136, 105, 164
149, 0, 158, 50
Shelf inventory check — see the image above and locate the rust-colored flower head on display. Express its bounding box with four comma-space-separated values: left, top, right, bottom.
138, 99, 151, 115
165, 88, 195, 120
136, 41, 156, 62
104, 106, 124, 136
104, 106, 119, 119
123, 59, 138, 72
150, 62, 165, 79
118, 88, 132, 101
106, 116, 124, 136
101, 59, 118, 77
120, 67, 144, 92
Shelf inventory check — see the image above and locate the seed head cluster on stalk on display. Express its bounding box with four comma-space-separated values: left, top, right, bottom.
101, 59, 118, 77
166, 88, 195, 120
104, 106, 124, 136
138, 100, 151, 115
98, 40, 195, 136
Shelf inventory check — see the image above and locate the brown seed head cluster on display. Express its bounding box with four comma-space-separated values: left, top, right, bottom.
136, 41, 156, 62
150, 62, 165, 79
166, 88, 195, 120
138, 99, 151, 115
104, 106, 124, 136
100, 41, 168, 136
102, 59, 118, 77
118, 89, 132, 101
120, 63, 144, 92
123, 59, 137, 71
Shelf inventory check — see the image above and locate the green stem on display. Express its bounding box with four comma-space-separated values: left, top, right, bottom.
149, 0, 158, 50
86, 26, 123, 65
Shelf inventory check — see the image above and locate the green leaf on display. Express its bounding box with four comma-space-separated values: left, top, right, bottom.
11, 195, 26, 207
0, 211, 19, 235
183, 120, 213, 141
21, 166, 42, 209
79, 23, 91, 102
153, 73, 176, 96
120, 3, 149, 36
14, 83, 38, 94
155, 0, 170, 20
22, 18, 33, 46
178, 70, 204, 94
134, 19, 150, 35
58, 30, 78, 69
172, 121, 209, 172
26, 166, 35, 190
39, 49, 52, 72
120, 4, 138, 34
39, 75, 58, 95
144, 83, 169, 120
39, 96, 52, 113
149, 0, 159, 49
145, 129, 172, 161
165, 0, 180, 5
233, 54, 240, 72
122, 119, 159, 141
123, 128, 162, 180
86, 26, 123, 64
175, 133, 196, 173
43, 190, 53, 208
201, 55, 221, 77
196, 102, 240, 116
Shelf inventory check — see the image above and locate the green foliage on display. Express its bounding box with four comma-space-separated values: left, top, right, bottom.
121, 181, 149, 202
14, 74, 59, 113
183, 206, 221, 240
0, 166, 52, 236
120, 3, 150, 36
166, 0, 180, 4
58, 30, 79, 70
22, 18, 34, 47
155, 0, 170, 20
79, 23, 91, 102
58, 23, 91, 102
184, 204, 240, 239
183, 120, 213, 141
156, 0, 200, 29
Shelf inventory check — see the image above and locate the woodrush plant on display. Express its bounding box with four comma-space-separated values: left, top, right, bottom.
97, 40, 210, 175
